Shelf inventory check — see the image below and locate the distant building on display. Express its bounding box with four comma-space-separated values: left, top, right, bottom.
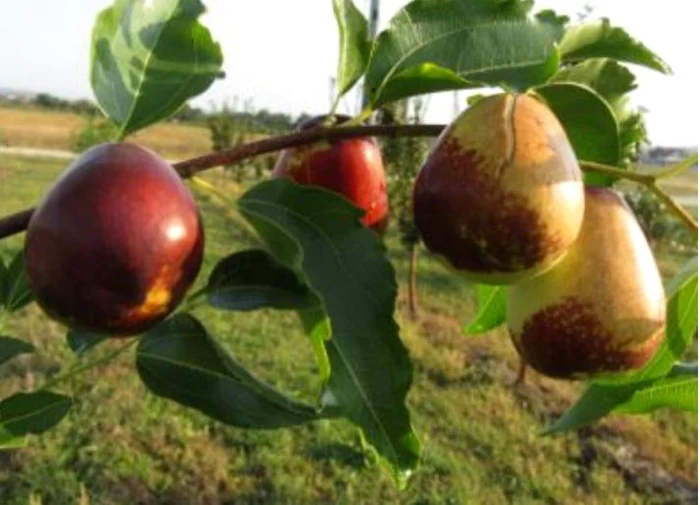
640, 146, 698, 168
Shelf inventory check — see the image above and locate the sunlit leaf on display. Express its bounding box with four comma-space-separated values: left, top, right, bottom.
91, 0, 224, 137
333, 0, 371, 97
559, 19, 671, 74
464, 285, 506, 335
365, 0, 564, 106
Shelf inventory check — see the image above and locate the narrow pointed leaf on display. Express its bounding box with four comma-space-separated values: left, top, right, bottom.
614, 375, 697, 414
365, 0, 565, 106
136, 313, 322, 429
0, 392, 72, 437
0, 337, 34, 366
333, 0, 371, 97
636, 260, 698, 381
205, 249, 317, 311
2, 251, 33, 312
559, 19, 671, 74
91, 0, 224, 137
238, 179, 421, 483
464, 285, 506, 335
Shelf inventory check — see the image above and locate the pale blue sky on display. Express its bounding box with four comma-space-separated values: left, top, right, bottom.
0, 1, 697, 146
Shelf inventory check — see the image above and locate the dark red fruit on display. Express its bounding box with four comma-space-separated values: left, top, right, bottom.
24, 143, 204, 336
272, 115, 389, 233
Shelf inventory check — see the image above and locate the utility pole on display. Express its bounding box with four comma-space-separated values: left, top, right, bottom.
361, 0, 380, 111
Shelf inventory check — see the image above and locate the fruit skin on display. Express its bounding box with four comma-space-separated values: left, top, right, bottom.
24, 143, 204, 336
413, 93, 584, 284
272, 115, 389, 233
507, 187, 666, 379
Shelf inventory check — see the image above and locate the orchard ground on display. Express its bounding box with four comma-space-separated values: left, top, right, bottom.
0, 109, 697, 504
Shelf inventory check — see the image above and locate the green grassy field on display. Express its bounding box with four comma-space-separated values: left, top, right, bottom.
0, 153, 696, 505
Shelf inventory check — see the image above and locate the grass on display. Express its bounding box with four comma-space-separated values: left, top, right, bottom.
0, 106, 211, 160
0, 153, 697, 505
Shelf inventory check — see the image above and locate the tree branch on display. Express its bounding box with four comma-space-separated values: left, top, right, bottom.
0, 123, 445, 240
0, 124, 696, 240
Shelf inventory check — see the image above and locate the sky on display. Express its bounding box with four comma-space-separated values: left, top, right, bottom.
0, 0, 697, 147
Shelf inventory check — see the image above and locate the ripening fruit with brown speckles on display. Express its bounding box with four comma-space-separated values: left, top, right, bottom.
24, 143, 204, 336
413, 92, 585, 284
507, 187, 666, 379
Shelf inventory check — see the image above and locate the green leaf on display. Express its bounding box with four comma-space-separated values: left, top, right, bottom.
533, 82, 620, 185
136, 313, 322, 429
2, 251, 34, 313
0, 256, 7, 306
0, 429, 28, 450
333, 0, 372, 97
364, 0, 564, 107
637, 260, 698, 381
546, 261, 698, 434
91, 0, 224, 138
238, 179, 421, 483
614, 375, 697, 414
66, 330, 109, 355
0, 337, 34, 366
559, 19, 671, 74
0, 392, 72, 438
464, 285, 506, 335
299, 306, 332, 383
205, 249, 318, 311
551, 58, 646, 166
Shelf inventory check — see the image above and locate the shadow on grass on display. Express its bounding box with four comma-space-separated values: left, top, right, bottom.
307, 443, 367, 470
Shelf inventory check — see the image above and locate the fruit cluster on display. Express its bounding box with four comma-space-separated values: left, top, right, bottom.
413, 93, 665, 380
23, 92, 665, 381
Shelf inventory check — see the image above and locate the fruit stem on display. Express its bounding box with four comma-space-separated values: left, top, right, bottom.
580, 160, 698, 235
579, 161, 653, 184
345, 107, 375, 126
39, 339, 137, 392
648, 182, 699, 235
651, 153, 699, 180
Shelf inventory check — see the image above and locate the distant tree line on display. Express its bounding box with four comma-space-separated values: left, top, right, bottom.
0, 92, 309, 134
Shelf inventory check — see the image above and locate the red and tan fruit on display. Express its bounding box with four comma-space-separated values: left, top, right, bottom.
413, 93, 584, 284
507, 187, 666, 379
24, 143, 204, 336
272, 115, 389, 234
